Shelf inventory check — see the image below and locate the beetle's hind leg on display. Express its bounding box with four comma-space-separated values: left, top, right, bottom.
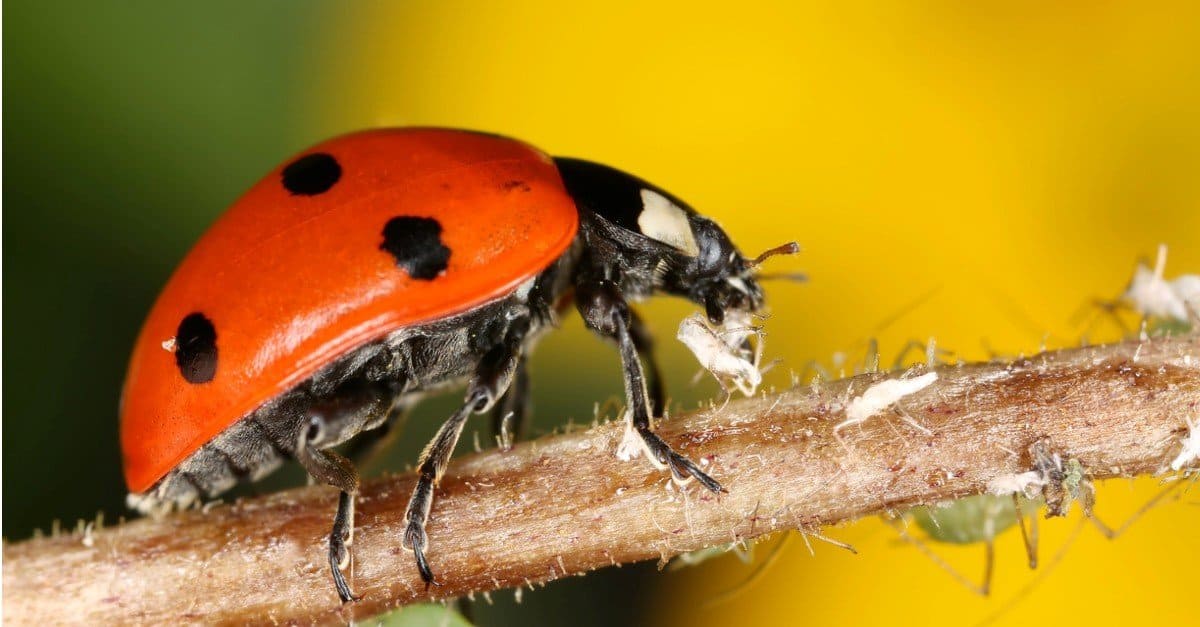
492, 359, 529, 451
296, 442, 361, 602
403, 319, 529, 585
576, 277, 720, 493
295, 382, 393, 603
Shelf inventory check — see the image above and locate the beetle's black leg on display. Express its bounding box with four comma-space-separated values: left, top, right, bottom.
627, 309, 665, 416
492, 359, 530, 451
403, 320, 528, 585
296, 442, 361, 603
616, 313, 722, 491
576, 278, 721, 492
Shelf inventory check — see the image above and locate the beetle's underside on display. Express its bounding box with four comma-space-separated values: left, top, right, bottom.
129, 253, 574, 515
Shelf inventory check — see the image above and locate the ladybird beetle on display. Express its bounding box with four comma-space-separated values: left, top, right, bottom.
121, 128, 797, 602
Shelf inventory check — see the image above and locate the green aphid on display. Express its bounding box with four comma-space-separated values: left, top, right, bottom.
895, 493, 1042, 597
1148, 317, 1194, 337
911, 494, 1042, 546
667, 541, 752, 571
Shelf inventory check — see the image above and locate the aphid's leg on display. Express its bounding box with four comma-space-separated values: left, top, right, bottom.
403, 323, 527, 585
295, 443, 361, 603
492, 359, 529, 451
860, 338, 880, 374
891, 339, 928, 370
627, 309, 666, 416
1013, 493, 1039, 569
576, 277, 720, 492
885, 514, 994, 597
1084, 477, 1186, 539
980, 537, 996, 596
796, 359, 832, 385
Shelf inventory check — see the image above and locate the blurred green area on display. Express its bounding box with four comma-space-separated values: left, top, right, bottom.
4, 1, 318, 537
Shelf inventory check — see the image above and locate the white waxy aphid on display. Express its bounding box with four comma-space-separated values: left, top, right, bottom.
839, 371, 938, 430
986, 471, 1045, 498
677, 311, 763, 397
1169, 416, 1199, 472
1123, 244, 1200, 321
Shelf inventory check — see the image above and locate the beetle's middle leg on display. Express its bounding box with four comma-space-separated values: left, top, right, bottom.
402, 319, 528, 585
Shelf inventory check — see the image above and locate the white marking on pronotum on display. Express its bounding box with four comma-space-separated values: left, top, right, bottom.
986, 471, 1046, 498
638, 188, 700, 256
1124, 244, 1200, 321
837, 371, 939, 432
513, 276, 537, 301
1170, 416, 1199, 471
677, 312, 763, 396
161, 338, 176, 352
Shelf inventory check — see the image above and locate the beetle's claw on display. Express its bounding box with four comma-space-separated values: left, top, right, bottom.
669, 452, 723, 493
330, 545, 360, 603
413, 542, 439, 588
404, 520, 440, 587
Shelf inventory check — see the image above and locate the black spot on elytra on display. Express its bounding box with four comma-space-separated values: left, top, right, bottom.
176, 312, 217, 384
380, 217, 451, 280
501, 180, 531, 193
281, 153, 341, 196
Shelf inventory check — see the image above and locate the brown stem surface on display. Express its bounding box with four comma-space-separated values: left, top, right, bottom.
4, 335, 1198, 626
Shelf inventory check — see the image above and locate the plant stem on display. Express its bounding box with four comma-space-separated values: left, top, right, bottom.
4, 335, 1197, 626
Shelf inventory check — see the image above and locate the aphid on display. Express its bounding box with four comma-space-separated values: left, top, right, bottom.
890, 493, 1042, 597
1170, 416, 1198, 472
836, 371, 938, 436
1123, 244, 1200, 323
119, 128, 798, 602
668, 529, 855, 606
676, 310, 765, 397
896, 438, 1186, 596
666, 540, 755, 571
1083, 244, 1199, 337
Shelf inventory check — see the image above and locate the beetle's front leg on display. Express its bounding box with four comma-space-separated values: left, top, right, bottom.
576, 278, 721, 492
401, 319, 528, 585
626, 309, 665, 417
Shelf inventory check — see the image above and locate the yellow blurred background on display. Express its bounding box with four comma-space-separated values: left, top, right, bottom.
5, 2, 1197, 625
319, 3, 1197, 625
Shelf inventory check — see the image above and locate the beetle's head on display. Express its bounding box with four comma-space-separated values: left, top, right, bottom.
676, 225, 800, 325
556, 157, 801, 325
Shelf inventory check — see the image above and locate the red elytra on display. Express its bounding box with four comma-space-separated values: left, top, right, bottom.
120, 128, 579, 493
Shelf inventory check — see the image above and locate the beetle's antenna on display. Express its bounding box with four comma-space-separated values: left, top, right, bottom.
748, 241, 801, 268
756, 272, 809, 283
